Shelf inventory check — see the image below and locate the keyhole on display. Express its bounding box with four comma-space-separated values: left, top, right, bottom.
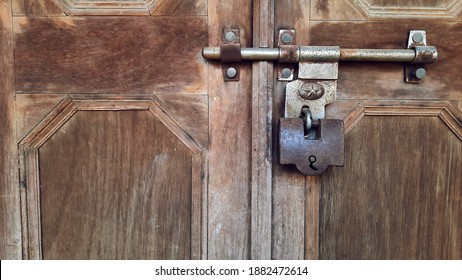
309, 155, 317, 170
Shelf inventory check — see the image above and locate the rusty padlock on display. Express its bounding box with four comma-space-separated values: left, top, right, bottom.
279, 118, 344, 175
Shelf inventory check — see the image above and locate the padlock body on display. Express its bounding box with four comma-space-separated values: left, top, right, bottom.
279, 118, 344, 175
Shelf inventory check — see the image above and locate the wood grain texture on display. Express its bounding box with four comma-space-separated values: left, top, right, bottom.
13, 0, 64, 16
149, 0, 206, 16
310, 21, 462, 100
359, 0, 462, 19
16, 94, 208, 150
18, 95, 206, 259
304, 176, 320, 260
320, 116, 462, 259
16, 94, 66, 141
53, 0, 155, 16
311, 0, 462, 20
272, 0, 312, 260
50, 0, 206, 16
14, 16, 207, 95
251, 0, 273, 260
0, 0, 21, 259
30, 111, 195, 259
155, 94, 208, 148
191, 152, 208, 259
311, 0, 367, 21
207, 0, 253, 259
18, 95, 205, 153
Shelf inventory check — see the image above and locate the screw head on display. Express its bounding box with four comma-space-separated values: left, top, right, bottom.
412, 32, 424, 43
281, 68, 292, 79
298, 83, 325, 100
226, 67, 237, 78
281, 33, 293, 44
225, 31, 237, 42
414, 68, 426, 79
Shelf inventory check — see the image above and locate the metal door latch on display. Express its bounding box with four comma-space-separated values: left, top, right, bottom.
280, 43, 344, 175
202, 29, 438, 175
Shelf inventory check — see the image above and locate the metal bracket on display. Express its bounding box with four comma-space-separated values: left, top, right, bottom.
285, 46, 340, 120
221, 28, 241, 82
280, 46, 344, 176
277, 29, 297, 81
405, 30, 434, 84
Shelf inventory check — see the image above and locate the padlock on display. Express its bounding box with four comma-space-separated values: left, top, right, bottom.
279, 118, 344, 175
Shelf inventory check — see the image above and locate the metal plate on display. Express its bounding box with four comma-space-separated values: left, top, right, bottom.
279, 118, 344, 175
405, 30, 426, 84
284, 79, 337, 120
277, 29, 296, 81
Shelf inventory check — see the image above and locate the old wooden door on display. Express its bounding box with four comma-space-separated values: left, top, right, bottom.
1, 0, 461, 260
0, 0, 241, 259
268, 0, 462, 260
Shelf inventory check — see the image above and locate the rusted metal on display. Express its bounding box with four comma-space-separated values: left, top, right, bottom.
202, 29, 439, 176
279, 45, 300, 63
221, 28, 240, 81
412, 46, 438, 64
405, 30, 433, 84
298, 61, 339, 80
279, 118, 344, 176
340, 49, 416, 62
285, 79, 337, 120
202, 46, 437, 63
241, 48, 280, 60
278, 29, 296, 46
277, 29, 297, 81
279, 67, 294, 81
300, 46, 340, 61
298, 82, 325, 100
220, 44, 241, 63
281, 45, 342, 176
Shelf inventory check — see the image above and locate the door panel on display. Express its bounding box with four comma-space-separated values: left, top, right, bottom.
309, 21, 461, 100
309, 0, 462, 260
2, 0, 462, 260
207, 1, 253, 259
271, 0, 462, 260
14, 17, 207, 95
38, 110, 193, 259
271, 0, 312, 260
321, 115, 462, 259
0, 1, 21, 259
18, 96, 205, 259
2, 0, 215, 260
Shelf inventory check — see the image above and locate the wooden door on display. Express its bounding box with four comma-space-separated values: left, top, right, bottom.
269, 0, 462, 260
1, 0, 461, 260
0, 0, 255, 260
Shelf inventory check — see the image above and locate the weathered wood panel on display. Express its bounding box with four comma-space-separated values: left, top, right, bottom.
272, 0, 312, 260
149, 0, 207, 16
156, 93, 208, 148
311, 0, 462, 20
310, 21, 462, 100
16, 94, 208, 149
37, 110, 194, 259
13, 0, 63, 16
14, 16, 207, 95
311, 0, 367, 21
251, 0, 273, 260
13, 0, 206, 17
55, 0, 206, 16
0, 0, 21, 259
320, 115, 462, 259
207, 0, 253, 259
16, 94, 66, 141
